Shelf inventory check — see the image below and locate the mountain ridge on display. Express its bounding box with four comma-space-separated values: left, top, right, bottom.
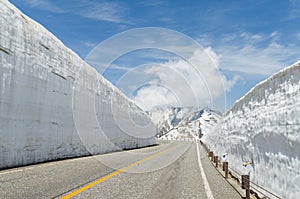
149, 106, 221, 140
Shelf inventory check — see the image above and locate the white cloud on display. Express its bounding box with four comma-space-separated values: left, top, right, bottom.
218, 41, 300, 76
81, 41, 97, 48
25, 0, 63, 13
130, 48, 237, 111
269, 31, 281, 42
197, 31, 300, 76
290, 0, 300, 4
133, 85, 178, 110
25, 0, 128, 24
85, 28, 239, 111
270, 31, 279, 38
109, 64, 133, 71
76, 1, 128, 23
240, 32, 263, 42
139, 0, 163, 7
286, 0, 300, 20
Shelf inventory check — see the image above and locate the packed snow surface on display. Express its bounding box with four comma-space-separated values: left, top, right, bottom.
0, 0, 155, 169
203, 61, 300, 199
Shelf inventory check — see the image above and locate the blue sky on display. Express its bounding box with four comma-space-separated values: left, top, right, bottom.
9, 0, 300, 111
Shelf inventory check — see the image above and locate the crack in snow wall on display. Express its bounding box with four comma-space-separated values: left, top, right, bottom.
0, 1, 156, 169
203, 61, 300, 199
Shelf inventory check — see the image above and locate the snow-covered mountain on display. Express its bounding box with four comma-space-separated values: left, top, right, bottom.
149, 107, 221, 141
203, 61, 300, 199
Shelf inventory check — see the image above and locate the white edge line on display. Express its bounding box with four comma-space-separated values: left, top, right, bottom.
196, 141, 214, 199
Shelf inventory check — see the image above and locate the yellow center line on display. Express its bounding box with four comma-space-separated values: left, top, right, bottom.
61, 143, 178, 199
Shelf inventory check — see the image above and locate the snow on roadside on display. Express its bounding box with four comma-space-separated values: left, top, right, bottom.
203, 61, 300, 199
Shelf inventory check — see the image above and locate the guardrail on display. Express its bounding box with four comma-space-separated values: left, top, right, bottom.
199, 140, 282, 199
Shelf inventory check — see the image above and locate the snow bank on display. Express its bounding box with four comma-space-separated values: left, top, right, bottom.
0, 0, 155, 169
203, 61, 300, 199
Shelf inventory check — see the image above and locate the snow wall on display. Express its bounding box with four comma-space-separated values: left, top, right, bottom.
203, 61, 300, 199
0, 0, 156, 169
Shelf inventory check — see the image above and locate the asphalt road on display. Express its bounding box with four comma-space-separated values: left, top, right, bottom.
0, 140, 241, 199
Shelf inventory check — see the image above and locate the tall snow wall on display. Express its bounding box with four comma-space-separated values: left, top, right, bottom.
203, 61, 300, 199
0, 0, 156, 169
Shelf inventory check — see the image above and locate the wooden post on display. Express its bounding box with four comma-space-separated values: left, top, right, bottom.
242, 175, 250, 199
241, 175, 246, 189
209, 151, 214, 161
223, 162, 228, 178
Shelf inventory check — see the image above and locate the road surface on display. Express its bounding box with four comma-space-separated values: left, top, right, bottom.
0, 140, 241, 199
